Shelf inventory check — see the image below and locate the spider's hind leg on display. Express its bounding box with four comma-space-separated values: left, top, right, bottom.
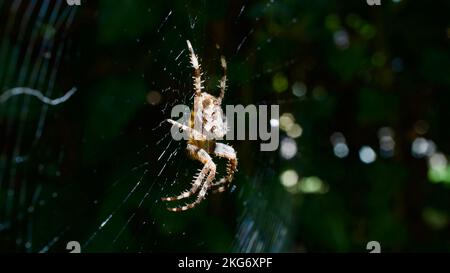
161, 168, 207, 202
167, 165, 216, 212
161, 144, 209, 202
211, 143, 238, 193
163, 145, 217, 212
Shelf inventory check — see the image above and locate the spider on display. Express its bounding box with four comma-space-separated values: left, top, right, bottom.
162, 40, 238, 212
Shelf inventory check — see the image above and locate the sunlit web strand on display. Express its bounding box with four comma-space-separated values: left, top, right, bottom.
232, 0, 279, 56
0, 0, 77, 251
88, 146, 181, 250
0, 0, 28, 225
38, 226, 70, 253
109, 130, 184, 248
232, 164, 291, 252
1, 0, 63, 226
77, 7, 195, 250
37, 161, 152, 252
136, 170, 183, 251
83, 169, 150, 248
21, 4, 77, 253
0, 87, 78, 105
111, 156, 181, 247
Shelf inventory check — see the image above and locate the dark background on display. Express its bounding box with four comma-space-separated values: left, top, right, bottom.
0, 0, 450, 252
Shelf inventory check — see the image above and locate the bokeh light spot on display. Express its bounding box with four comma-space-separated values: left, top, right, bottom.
272, 73, 289, 93
280, 137, 298, 160
359, 146, 377, 164
292, 82, 307, 98
299, 177, 328, 194
147, 90, 162, 105
280, 170, 299, 188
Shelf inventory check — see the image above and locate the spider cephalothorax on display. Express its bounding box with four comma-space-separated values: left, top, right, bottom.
162, 40, 238, 212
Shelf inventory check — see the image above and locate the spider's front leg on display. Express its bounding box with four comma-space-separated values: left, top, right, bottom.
211, 143, 238, 193
166, 119, 206, 141
162, 144, 217, 212
186, 40, 204, 96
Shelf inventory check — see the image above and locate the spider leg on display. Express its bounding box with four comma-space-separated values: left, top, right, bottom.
166, 119, 207, 140
161, 167, 207, 202
167, 169, 215, 212
165, 145, 217, 212
162, 144, 209, 201
217, 55, 227, 104
186, 40, 204, 96
211, 143, 238, 193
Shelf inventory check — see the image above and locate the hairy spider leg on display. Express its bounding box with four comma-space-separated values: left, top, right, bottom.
187, 40, 207, 136
217, 56, 227, 104
166, 119, 207, 141
186, 40, 204, 96
161, 145, 210, 202
163, 40, 237, 211
166, 146, 217, 212
211, 143, 238, 193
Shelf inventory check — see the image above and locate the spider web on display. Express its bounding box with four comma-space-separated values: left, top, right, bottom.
0, 0, 77, 251
0, 0, 302, 252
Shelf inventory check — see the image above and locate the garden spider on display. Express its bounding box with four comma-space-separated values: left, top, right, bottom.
162, 40, 238, 212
